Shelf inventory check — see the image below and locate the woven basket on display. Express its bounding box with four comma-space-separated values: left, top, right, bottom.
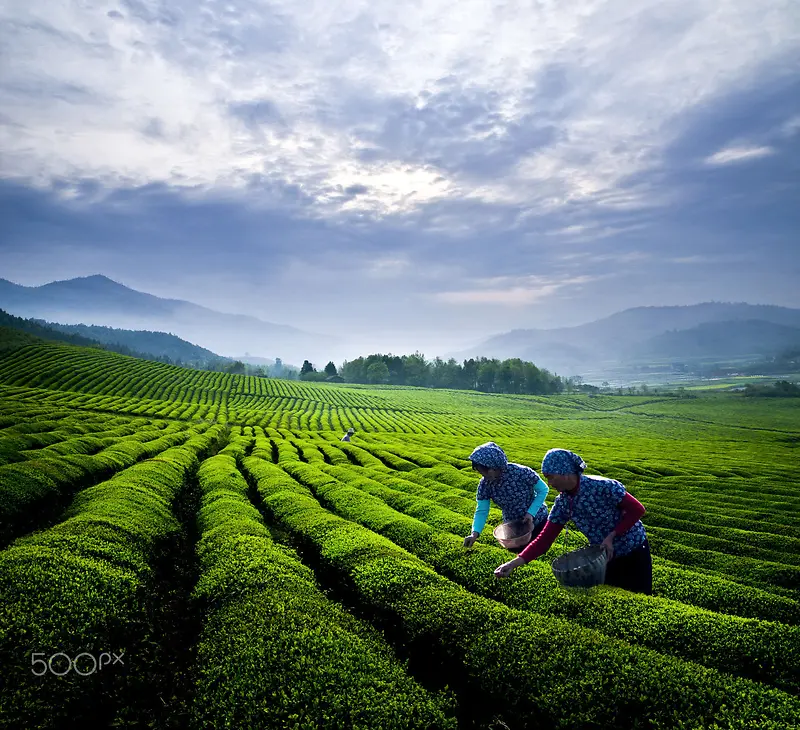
551, 544, 608, 588
493, 518, 533, 550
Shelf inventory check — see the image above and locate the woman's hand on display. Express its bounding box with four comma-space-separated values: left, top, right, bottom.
494, 557, 525, 578
463, 531, 480, 548
601, 533, 615, 561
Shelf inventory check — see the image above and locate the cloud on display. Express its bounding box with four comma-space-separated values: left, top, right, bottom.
365, 257, 410, 278
435, 286, 560, 305
1, 0, 797, 226
1, 0, 798, 345
432, 274, 599, 306
780, 115, 800, 137
704, 145, 776, 165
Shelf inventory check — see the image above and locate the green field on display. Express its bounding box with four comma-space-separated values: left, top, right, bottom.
1, 339, 799, 729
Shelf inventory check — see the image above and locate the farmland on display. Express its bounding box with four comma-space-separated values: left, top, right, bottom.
1, 339, 799, 729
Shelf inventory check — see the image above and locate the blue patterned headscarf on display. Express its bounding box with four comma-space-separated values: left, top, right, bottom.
542, 448, 586, 475
469, 442, 508, 470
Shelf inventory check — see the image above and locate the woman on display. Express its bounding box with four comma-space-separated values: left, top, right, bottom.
494, 448, 652, 594
463, 442, 549, 551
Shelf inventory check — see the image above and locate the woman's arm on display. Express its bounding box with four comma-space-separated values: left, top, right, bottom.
471, 499, 491, 534
526, 476, 549, 517
494, 520, 564, 577
613, 492, 646, 535
601, 492, 646, 558
518, 520, 563, 562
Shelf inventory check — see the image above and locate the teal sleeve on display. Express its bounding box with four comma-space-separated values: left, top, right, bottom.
471, 499, 491, 533
527, 478, 549, 516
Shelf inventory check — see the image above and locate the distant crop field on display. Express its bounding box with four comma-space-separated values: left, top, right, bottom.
1, 342, 799, 729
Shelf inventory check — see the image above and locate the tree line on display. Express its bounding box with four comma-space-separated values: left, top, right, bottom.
743, 380, 800, 397
297, 352, 592, 395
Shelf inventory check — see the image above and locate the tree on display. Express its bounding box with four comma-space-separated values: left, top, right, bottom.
341, 357, 367, 383
366, 361, 390, 384
495, 361, 514, 393
385, 355, 405, 385
224, 360, 246, 375
324, 361, 338, 377
462, 358, 478, 390
429, 357, 453, 388
300, 360, 315, 378
402, 352, 428, 387
476, 359, 498, 392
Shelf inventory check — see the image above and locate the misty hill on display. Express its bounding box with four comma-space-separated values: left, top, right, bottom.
0, 309, 223, 366
451, 303, 800, 373
232, 355, 276, 367
0, 309, 113, 351
35, 320, 223, 365
635, 320, 800, 360
0, 275, 337, 363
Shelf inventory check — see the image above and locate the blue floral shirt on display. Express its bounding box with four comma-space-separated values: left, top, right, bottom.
548, 474, 647, 557
476, 463, 549, 525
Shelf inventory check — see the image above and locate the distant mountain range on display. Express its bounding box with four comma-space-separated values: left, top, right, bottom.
0, 308, 226, 364
0, 275, 336, 364
449, 303, 800, 374
3, 277, 798, 377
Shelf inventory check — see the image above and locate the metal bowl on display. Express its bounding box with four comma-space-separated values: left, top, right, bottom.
493, 518, 533, 550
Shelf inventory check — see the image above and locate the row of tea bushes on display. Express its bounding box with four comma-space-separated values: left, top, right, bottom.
0, 424, 194, 547
189, 448, 456, 729
0, 426, 225, 729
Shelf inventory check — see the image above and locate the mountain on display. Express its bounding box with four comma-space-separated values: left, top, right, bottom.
448, 303, 800, 374
0, 309, 114, 352
635, 320, 800, 360
34, 320, 224, 365
0, 275, 337, 364
0, 308, 227, 366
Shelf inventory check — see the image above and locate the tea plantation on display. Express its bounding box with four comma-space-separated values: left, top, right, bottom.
1, 339, 799, 729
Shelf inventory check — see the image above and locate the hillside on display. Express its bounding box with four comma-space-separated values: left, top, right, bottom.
0, 275, 337, 363
635, 320, 800, 360
0, 325, 47, 354
36, 320, 224, 365
451, 302, 800, 374
0, 310, 108, 351
0, 308, 223, 365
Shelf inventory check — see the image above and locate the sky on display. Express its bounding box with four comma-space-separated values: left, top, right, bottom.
1, 0, 799, 358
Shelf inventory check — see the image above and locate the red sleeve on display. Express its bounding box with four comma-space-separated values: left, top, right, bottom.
518, 520, 563, 563
614, 492, 646, 535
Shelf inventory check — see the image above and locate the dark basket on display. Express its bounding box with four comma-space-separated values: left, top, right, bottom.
551, 544, 608, 588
